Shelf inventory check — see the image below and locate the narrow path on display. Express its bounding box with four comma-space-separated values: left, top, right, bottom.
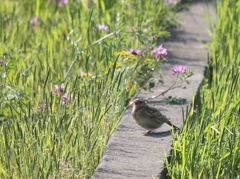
93, 1, 214, 178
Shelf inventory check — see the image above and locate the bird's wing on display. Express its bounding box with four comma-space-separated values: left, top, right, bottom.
145, 107, 173, 125
145, 107, 166, 118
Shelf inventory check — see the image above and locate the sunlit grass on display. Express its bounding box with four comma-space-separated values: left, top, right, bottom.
166, 0, 240, 178
0, 0, 181, 178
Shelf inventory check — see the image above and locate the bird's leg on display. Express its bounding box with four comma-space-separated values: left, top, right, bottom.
143, 130, 155, 134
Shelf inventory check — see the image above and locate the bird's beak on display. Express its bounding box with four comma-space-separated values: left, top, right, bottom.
126, 100, 134, 107
133, 101, 138, 106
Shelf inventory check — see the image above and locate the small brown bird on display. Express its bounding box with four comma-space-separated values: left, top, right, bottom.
131, 99, 179, 134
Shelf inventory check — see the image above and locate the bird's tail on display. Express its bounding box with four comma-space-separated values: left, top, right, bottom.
165, 118, 180, 130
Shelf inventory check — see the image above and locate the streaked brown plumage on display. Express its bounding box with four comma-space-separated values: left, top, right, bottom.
131, 99, 179, 134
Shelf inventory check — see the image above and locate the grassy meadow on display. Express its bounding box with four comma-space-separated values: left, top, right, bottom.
0, 0, 181, 178
166, 0, 240, 178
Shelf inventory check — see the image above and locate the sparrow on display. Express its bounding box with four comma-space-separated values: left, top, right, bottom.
131, 99, 179, 134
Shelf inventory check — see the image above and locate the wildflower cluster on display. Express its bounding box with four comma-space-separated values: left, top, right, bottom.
151, 45, 167, 60
52, 0, 69, 7
117, 51, 137, 63
172, 65, 186, 75
80, 71, 94, 79
52, 83, 65, 95
79, 71, 94, 87
120, 30, 193, 100
29, 17, 40, 30
114, 62, 122, 68
109, 62, 123, 69
96, 24, 109, 34
165, 0, 178, 6
51, 83, 73, 105
127, 49, 144, 57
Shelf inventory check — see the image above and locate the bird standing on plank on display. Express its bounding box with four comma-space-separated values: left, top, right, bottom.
131, 99, 179, 134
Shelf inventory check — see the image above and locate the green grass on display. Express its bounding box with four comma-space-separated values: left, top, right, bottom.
166, 0, 240, 178
0, 0, 181, 178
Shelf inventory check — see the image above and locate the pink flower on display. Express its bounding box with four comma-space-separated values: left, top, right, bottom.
166, 0, 178, 6
52, 83, 65, 95
172, 65, 187, 75
62, 93, 69, 104
151, 45, 167, 60
29, 17, 40, 30
52, 90, 58, 95
62, 93, 74, 104
38, 106, 43, 112
53, 0, 69, 6
59, 83, 65, 93
126, 49, 141, 56
20, 72, 26, 76
130, 27, 135, 32
0, 60, 3, 63
29, 17, 39, 24
96, 24, 109, 33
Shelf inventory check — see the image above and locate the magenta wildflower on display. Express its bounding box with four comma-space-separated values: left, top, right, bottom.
20, 72, 26, 76
52, 89, 58, 95
151, 45, 167, 60
59, 83, 65, 93
130, 27, 135, 32
29, 17, 39, 24
0, 60, 3, 63
166, 0, 177, 6
53, 0, 69, 6
172, 65, 187, 75
62, 93, 69, 104
96, 24, 109, 33
29, 17, 40, 30
38, 106, 43, 112
52, 83, 65, 95
126, 49, 141, 56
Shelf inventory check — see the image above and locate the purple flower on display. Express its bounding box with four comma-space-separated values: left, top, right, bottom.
96, 24, 109, 34
38, 106, 43, 112
29, 17, 40, 30
29, 17, 39, 24
52, 83, 65, 95
130, 27, 135, 32
126, 49, 141, 56
20, 72, 26, 76
151, 45, 167, 60
172, 65, 187, 75
53, 0, 69, 6
52, 90, 58, 95
166, 0, 178, 6
59, 83, 65, 93
58, 0, 69, 6
0, 60, 3, 63
62, 93, 69, 104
